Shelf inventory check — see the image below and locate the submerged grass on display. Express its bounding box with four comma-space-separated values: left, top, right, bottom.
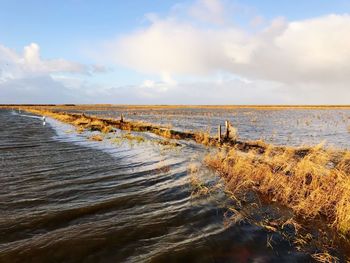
89, 134, 103, 141
205, 143, 350, 238
26, 108, 185, 149
188, 164, 210, 197
24, 108, 198, 141
122, 133, 145, 143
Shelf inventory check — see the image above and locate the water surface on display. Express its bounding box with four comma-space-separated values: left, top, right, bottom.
0, 109, 309, 262
67, 107, 350, 149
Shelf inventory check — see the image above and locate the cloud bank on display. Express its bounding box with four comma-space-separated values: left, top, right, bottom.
0, 43, 88, 80
0, 43, 104, 103
109, 13, 350, 84
99, 0, 350, 103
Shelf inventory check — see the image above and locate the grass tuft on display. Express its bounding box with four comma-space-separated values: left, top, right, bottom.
205, 144, 350, 237
89, 134, 103, 141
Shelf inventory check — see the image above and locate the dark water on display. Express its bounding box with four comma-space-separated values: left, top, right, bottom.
0, 109, 309, 262
71, 108, 350, 149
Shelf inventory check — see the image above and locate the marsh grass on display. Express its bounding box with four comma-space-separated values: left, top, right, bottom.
76, 126, 85, 134
25, 108, 196, 141
194, 131, 211, 145
311, 252, 339, 263
122, 133, 145, 143
205, 144, 350, 238
188, 164, 210, 197
220, 182, 346, 261
156, 139, 182, 148
188, 162, 227, 200
89, 134, 103, 141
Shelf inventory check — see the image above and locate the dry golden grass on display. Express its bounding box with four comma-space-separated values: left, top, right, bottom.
156, 139, 181, 148
311, 252, 339, 263
122, 133, 145, 143
155, 128, 180, 140
76, 126, 85, 134
205, 143, 350, 237
23, 108, 206, 143
89, 134, 103, 141
26, 108, 186, 149
188, 164, 210, 197
194, 131, 211, 145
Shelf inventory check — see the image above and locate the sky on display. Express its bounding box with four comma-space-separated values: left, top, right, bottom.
1, 0, 350, 104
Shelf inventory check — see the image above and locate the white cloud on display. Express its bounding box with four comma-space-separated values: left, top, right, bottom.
189, 0, 227, 25
250, 15, 265, 27
272, 15, 350, 81
104, 19, 252, 77
0, 42, 109, 103
0, 43, 88, 81
98, 0, 350, 104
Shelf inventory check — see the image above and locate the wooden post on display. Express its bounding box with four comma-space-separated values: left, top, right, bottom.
218, 125, 221, 143
120, 113, 124, 122
225, 120, 230, 139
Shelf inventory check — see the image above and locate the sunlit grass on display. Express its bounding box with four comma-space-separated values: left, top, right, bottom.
89, 134, 103, 141
311, 252, 339, 263
188, 163, 210, 197
122, 133, 145, 143
205, 143, 350, 237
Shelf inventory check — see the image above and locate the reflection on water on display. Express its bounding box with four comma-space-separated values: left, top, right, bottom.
0, 110, 308, 262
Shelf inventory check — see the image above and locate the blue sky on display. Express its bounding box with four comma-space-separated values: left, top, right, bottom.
2, 0, 349, 56
1, 0, 350, 104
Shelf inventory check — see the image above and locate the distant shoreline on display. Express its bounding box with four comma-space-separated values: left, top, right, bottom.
1, 104, 350, 110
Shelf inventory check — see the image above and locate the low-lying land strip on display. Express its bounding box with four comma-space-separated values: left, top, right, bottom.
2, 104, 350, 111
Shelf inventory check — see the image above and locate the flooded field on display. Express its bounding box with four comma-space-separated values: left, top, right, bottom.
1, 107, 350, 262
62, 107, 350, 149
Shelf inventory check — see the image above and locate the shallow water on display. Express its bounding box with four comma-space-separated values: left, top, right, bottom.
0, 109, 310, 262
69, 107, 350, 149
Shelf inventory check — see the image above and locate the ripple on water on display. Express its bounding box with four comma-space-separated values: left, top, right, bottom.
0, 110, 309, 262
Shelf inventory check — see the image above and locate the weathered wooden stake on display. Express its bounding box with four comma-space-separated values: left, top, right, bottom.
218, 125, 222, 143
225, 120, 230, 139
120, 113, 124, 122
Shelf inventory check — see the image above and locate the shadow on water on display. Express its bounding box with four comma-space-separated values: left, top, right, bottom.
0, 110, 309, 262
